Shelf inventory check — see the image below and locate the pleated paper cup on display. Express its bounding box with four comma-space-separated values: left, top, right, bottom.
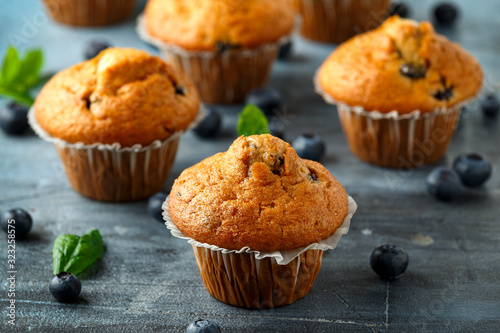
43, 0, 137, 27
292, 0, 391, 43
163, 196, 357, 309
28, 106, 205, 202
314, 74, 463, 168
137, 15, 289, 104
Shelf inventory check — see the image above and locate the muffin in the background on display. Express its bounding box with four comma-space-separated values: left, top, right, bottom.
165, 134, 356, 308
139, 0, 295, 104
30, 48, 201, 202
292, 0, 391, 43
43, 0, 137, 26
316, 16, 483, 168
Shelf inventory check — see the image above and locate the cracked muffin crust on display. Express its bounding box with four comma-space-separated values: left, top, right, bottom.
168, 134, 349, 252
318, 16, 483, 114
34, 47, 200, 147
144, 0, 295, 51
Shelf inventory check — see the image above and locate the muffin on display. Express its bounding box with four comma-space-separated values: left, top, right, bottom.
165, 134, 357, 308
316, 16, 483, 168
139, 0, 296, 104
31, 47, 201, 202
292, 0, 391, 43
43, 0, 137, 26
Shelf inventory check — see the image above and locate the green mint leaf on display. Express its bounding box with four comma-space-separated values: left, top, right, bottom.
237, 104, 270, 137
0, 46, 21, 86
0, 86, 34, 106
52, 229, 105, 276
18, 49, 43, 89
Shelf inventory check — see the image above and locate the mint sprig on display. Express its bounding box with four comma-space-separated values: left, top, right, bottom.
0, 46, 44, 106
53, 229, 105, 276
237, 104, 270, 136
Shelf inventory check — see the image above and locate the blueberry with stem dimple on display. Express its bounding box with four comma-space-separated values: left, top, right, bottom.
148, 192, 168, 223
0, 102, 29, 135
84, 40, 110, 60
186, 319, 221, 333
370, 244, 409, 280
291, 133, 325, 162
0, 208, 33, 238
426, 166, 461, 201
49, 272, 81, 302
453, 153, 492, 187
481, 94, 499, 118
193, 107, 221, 138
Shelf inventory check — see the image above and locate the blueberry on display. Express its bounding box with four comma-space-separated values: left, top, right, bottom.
453, 153, 492, 187
434, 3, 459, 25
49, 272, 81, 302
0, 102, 29, 135
268, 117, 285, 140
370, 244, 409, 281
291, 133, 325, 162
245, 88, 283, 116
148, 192, 168, 223
481, 94, 499, 118
186, 319, 221, 333
426, 167, 461, 201
278, 40, 293, 61
0, 208, 33, 238
193, 107, 221, 138
389, 2, 410, 18
84, 40, 111, 60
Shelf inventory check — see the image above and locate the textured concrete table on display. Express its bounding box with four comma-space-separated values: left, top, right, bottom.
1, 0, 499, 332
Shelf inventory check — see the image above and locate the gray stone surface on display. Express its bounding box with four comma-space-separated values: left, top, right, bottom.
1, 0, 500, 332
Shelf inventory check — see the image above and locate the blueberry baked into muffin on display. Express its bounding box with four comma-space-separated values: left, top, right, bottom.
141, 0, 295, 103
316, 16, 483, 168
166, 134, 355, 308
32, 48, 201, 201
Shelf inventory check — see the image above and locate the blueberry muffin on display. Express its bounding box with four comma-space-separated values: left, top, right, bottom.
32, 47, 201, 201
316, 16, 483, 168
166, 134, 354, 308
140, 0, 295, 103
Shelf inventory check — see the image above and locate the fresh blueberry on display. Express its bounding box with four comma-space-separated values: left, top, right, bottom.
389, 2, 410, 18
84, 40, 111, 60
481, 94, 499, 118
278, 40, 293, 61
453, 153, 492, 187
268, 117, 285, 140
186, 319, 221, 333
0, 102, 29, 135
370, 244, 409, 281
148, 192, 168, 223
193, 107, 221, 138
434, 3, 459, 25
49, 272, 81, 302
0, 208, 33, 238
426, 167, 461, 201
245, 88, 283, 116
291, 133, 325, 162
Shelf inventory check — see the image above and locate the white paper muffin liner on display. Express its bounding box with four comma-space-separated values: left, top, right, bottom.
136, 14, 295, 103
162, 195, 357, 265
314, 72, 469, 167
28, 105, 206, 201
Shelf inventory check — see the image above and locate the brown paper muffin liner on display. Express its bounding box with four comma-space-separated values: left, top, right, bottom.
136, 15, 290, 104
293, 0, 391, 43
163, 196, 357, 308
314, 74, 465, 168
28, 106, 206, 202
43, 0, 137, 27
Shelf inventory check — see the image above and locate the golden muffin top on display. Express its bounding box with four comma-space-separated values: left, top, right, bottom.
318, 16, 483, 114
34, 47, 200, 146
168, 134, 349, 252
144, 0, 295, 51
